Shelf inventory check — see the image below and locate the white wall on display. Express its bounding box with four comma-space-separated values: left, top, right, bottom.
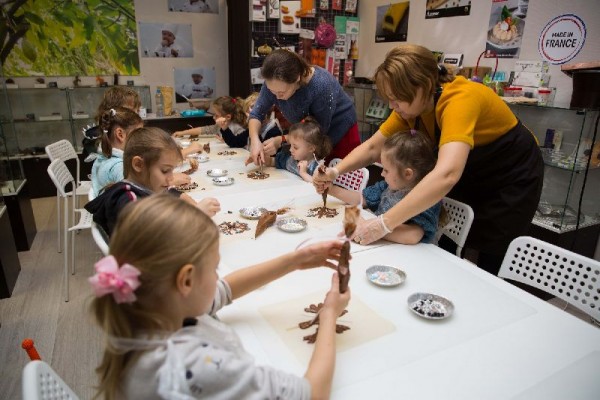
356, 0, 600, 108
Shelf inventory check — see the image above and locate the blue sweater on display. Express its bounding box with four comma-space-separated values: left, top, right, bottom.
249, 66, 356, 146
363, 181, 441, 244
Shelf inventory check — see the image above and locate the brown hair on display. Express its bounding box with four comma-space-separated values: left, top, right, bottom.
91, 194, 219, 400
288, 116, 332, 160
382, 130, 436, 185
95, 87, 142, 121
373, 44, 455, 104
99, 107, 143, 157
122, 127, 182, 180
260, 49, 312, 84
212, 96, 247, 127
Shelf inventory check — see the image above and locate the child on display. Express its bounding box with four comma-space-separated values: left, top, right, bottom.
244, 92, 282, 143
329, 130, 441, 245
83, 87, 142, 161
90, 194, 350, 399
91, 107, 143, 196
85, 127, 220, 237
174, 96, 249, 148
272, 117, 332, 182
154, 24, 181, 57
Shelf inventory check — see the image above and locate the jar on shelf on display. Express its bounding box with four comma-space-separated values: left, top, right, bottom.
537, 88, 552, 106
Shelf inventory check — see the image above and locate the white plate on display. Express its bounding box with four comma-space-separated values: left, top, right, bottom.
239, 207, 268, 220
366, 265, 406, 287
276, 217, 307, 233
179, 139, 191, 148
407, 292, 454, 320
189, 154, 209, 163
207, 169, 227, 177
213, 177, 234, 186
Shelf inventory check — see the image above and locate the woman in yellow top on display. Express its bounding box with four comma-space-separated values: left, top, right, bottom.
314, 44, 544, 275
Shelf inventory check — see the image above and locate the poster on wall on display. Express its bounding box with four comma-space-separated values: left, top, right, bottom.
174, 67, 216, 103
485, 0, 528, 59
168, 0, 219, 14
138, 22, 193, 58
375, 2, 409, 43
1, 1, 139, 76
425, 0, 471, 19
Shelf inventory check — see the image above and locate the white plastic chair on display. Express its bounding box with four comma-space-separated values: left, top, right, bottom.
23, 360, 80, 400
328, 158, 369, 192
88, 188, 109, 256
434, 197, 474, 257
45, 140, 92, 253
499, 236, 600, 321
47, 159, 93, 302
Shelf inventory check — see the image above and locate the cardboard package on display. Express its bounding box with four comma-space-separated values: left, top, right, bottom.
158, 86, 174, 116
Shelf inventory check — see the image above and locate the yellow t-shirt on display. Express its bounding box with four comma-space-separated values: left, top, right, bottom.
379, 76, 518, 148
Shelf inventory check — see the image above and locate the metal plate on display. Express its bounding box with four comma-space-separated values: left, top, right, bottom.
365, 265, 406, 287
178, 139, 191, 148
276, 217, 308, 233
212, 177, 234, 186
207, 169, 227, 177
189, 154, 209, 163
407, 292, 454, 320
239, 207, 268, 220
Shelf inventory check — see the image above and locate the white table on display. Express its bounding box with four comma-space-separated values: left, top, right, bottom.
180, 139, 600, 399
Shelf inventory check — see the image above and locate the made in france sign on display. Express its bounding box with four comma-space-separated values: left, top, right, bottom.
538, 14, 586, 65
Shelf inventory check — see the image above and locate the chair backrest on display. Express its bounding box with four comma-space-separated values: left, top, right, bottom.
47, 159, 75, 198
435, 197, 474, 257
45, 140, 78, 163
499, 236, 600, 320
22, 360, 80, 400
328, 158, 369, 192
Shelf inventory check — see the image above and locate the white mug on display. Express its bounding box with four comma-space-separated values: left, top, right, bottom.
138, 107, 147, 118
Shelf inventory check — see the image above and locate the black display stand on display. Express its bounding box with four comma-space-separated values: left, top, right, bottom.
4, 180, 36, 251
0, 205, 21, 298
144, 115, 214, 133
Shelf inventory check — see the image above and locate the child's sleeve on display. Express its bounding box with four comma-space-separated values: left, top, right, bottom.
362, 181, 388, 212
407, 201, 442, 243
221, 128, 249, 148
274, 148, 291, 170
208, 279, 232, 315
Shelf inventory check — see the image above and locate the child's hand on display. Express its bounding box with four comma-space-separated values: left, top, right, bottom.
172, 130, 186, 137
312, 166, 338, 194
186, 142, 203, 154
172, 172, 191, 186
294, 240, 344, 271
298, 160, 308, 173
262, 136, 281, 156
215, 117, 229, 130
322, 273, 351, 317
197, 197, 221, 216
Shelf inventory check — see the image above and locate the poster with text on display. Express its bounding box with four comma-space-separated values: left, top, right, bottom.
168, 0, 219, 13
375, 2, 409, 43
175, 67, 216, 103
1, 0, 139, 76
485, 0, 528, 59
139, 22, 193, 58
425, 0, 471, 19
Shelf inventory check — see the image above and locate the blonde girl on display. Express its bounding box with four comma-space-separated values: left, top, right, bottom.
272, 117, 332, 182
90, 194, 349, 399
85, 127, 220, 236
91, 107, 143, 196
329, 130, 441, 245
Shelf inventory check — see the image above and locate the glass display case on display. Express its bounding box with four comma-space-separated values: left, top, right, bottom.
0, 77, 25, 196
508, 103, 600, 257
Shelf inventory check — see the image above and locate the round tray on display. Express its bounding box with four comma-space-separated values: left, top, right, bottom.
239, 206, 268, 220
365, 265, 406, 287
212, 177, 234, 186
178, 139, 191, 148
276, 217, 307, 233
189, 154, 209, 163
407, 292, 454, 320
207, 169, 227, 177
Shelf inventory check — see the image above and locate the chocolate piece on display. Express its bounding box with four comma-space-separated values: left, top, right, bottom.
218, 221, 250, 235
254, 211, 277, 238
247, 170, 270, 180
218, 150, 237, 156
203, 143, 210, 153
306, 207, 338, 218
181, 158, 199, 175
338, 206, 359, 293
174, 182, 198, 191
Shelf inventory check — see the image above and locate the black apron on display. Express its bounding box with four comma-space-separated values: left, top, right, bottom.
416, 88, 544, 255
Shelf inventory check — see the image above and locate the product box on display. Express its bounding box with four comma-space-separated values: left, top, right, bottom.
250, 1, 266, 22
279, 1, 301, 34
515, 60, 550, 73
443, 53, 463, 68
512, 71, 550, 88
267, 0, 280, 18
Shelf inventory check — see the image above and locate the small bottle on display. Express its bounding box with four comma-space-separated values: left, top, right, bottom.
155, 88, 164, 117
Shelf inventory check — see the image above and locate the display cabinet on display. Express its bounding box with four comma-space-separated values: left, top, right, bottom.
344, 82, 389, 142
508, 103, 600, 257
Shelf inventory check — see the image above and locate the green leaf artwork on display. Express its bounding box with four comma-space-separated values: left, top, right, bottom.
1, 0, 140, 76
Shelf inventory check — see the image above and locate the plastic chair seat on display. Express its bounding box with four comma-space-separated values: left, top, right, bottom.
23, 360, 79, 400
434, 197, 474, 257
328, 158, 369, 192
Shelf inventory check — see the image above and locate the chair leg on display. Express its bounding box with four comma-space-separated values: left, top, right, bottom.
71, 196, 76, 275
57, 192, 62, 253
63, 198, 70, 302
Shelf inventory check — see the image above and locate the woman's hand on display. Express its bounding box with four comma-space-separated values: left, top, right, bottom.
312, 166, 339, 194
186, 142, 203, 154
263, 136, 282, 157
197, 197, 221, 216
250, 140, 265, 167
351, 215, 392, 245
294, 240, 344, 271
172, 173, 191, 186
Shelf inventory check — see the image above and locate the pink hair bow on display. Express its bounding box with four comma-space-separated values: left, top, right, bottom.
89, 256, 141, 304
